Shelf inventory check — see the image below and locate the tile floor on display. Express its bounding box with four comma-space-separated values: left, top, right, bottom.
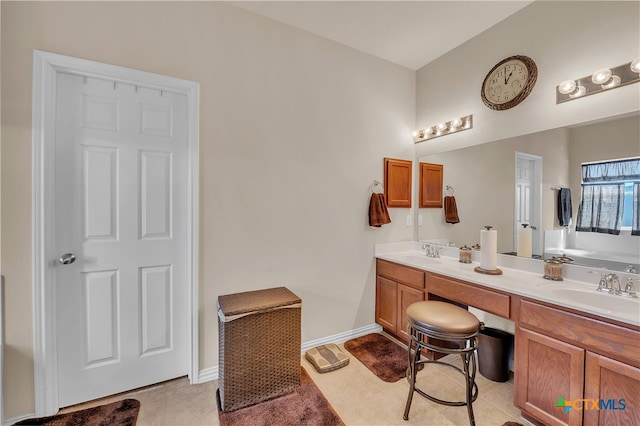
61, 336, 524, 426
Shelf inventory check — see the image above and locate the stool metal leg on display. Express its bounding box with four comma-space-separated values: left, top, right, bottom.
462, 352, 477, 426
403, 330, 479, 425
403, 332, 420, 421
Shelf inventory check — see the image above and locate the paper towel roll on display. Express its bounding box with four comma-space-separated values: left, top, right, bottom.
480, 227, 498, 270
517, 226, 533, 258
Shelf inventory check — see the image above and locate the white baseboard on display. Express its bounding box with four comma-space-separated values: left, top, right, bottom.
197, 365, 219, 384
196, 323, 382, 383
300, 323, 382, 352
3, 413, 33, 426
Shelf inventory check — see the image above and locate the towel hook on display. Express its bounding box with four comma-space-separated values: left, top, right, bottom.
445, 185, 455, 196
370, 180, 384, 194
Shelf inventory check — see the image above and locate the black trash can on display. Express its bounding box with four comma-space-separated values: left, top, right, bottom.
477, 327, 513, 382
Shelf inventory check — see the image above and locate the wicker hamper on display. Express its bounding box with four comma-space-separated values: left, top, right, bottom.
217, 286, 302, 411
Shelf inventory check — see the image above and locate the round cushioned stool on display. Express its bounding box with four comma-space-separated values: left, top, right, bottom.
403, 301, 481, 426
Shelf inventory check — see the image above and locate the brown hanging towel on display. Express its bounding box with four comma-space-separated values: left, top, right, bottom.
444, 195, 460, 224
369, 193, 391, 227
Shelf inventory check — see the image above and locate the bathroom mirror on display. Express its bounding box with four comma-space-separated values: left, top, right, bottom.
416, 112, 640, 272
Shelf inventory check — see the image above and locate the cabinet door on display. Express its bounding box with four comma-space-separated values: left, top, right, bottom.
419, 162, 443, 208
584, 352, 640, 426
384, 157, 412, 207
397, 284, 424, 342
515, 327, 585, 426
376, 276, 397, 332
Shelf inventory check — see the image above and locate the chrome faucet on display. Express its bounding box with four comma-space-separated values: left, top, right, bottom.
607, 273, 621, 293
423, 244, 440, 258
597, 273, 620, 293
620, 278, 639, 298
596, 273, 608, 292
625, 265, 637, 274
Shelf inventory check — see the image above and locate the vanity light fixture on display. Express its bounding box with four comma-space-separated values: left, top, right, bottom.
413, 114, 473, 143
557, 79, 586, 98
556, 57, 640, 104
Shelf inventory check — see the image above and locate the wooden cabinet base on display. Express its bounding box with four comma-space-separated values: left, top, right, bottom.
375, 260, 425, 343
375, 258, 640, 426
584, 352, 640, 426
515, 327, 584, 426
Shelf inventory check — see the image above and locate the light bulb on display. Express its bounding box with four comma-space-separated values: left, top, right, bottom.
569, 85, 586, 98
602, 75, 621, 89
451, 118, 463, 128
558, 80, 577, 95
412, 130, 418, 138
591, 68, 612, 85
631, 57, 640, 73
437, 123, 448, 132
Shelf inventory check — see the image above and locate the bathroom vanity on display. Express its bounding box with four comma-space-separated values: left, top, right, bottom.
375, 243, 640, 426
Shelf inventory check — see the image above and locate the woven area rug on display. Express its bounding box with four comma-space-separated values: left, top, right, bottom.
14, 398, 140, 426
217, 367, 344, 426
344, 333, 418, 383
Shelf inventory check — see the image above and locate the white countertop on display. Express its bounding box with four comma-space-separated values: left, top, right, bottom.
375, 242, 640, 327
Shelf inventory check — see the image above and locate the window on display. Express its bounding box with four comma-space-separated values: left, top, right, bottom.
576, 158, 640, 235
622, 182, 634, 228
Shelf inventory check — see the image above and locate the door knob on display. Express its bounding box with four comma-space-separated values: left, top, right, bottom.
58, 253, 76, 265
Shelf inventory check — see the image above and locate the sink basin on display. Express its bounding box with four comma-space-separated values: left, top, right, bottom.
548, 287, 640, 313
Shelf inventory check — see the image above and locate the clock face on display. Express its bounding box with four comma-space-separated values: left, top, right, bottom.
481, 56, 537, 110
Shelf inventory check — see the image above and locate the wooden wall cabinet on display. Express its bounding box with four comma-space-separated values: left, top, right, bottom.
419, 162, 443, 208
375, 260, 424, 342
384, 158, 412, 208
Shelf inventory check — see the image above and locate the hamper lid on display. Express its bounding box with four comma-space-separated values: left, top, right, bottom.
218, 286, 301, 317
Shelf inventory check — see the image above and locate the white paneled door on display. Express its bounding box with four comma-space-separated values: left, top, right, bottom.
515, 156, 533, 227
515, 152, 542, 256
54, 72, 189, 407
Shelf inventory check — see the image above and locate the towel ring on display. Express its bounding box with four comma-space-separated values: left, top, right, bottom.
445, 185, 455, 196
370, 180, 384, 194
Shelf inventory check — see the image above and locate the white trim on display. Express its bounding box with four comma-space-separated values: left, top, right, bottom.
3, 413, 34, 426
198, 366, 219, 384
32, 50, 200, 415
196, 323, 383, 383
300, 323, 382, 352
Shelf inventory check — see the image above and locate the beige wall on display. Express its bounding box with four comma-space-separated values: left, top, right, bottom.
1, 2, 416, 418
414, 0, 639, 258
415, 1, 640, 158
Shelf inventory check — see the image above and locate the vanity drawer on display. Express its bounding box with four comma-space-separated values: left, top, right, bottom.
519, 299, 640, 368
427, 273, 510, 318
376, 259, 424, 289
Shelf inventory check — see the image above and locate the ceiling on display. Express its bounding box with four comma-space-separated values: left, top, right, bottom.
230, 1, 533, 70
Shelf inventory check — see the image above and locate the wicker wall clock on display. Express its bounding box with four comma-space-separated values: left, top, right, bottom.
481, 55, 537, 110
